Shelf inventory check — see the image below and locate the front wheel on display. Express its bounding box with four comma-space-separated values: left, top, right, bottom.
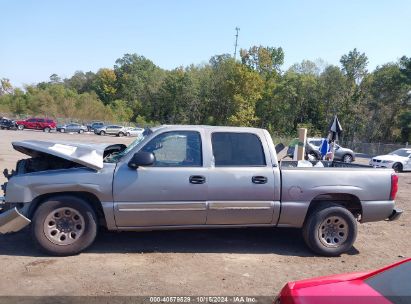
99, 131, 105, 136
17, 124, 24, 130
78, 129, 84, 134
126, 132, 131, 137
392, 162, 403, 173
44, 127, 51, 133
31, 196, 97, 256
302, 203, 357, 257
118, 132, 124, 137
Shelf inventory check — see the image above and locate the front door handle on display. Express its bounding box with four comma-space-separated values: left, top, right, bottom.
252, 176, 267, 184
189, 175, 206, 184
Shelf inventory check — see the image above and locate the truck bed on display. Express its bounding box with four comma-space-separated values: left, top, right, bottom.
280, 160, 372, 168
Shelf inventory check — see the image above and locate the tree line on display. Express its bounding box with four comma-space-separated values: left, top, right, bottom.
1, 47, 410, 143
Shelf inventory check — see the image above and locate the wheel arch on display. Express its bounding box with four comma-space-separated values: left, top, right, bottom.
28, 191, 107, 227
306, 193, 362, 220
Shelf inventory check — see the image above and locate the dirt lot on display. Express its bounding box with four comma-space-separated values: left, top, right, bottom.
0, 129, 410, 297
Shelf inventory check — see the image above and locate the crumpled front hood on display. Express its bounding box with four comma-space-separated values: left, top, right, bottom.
12, 140, 117, 170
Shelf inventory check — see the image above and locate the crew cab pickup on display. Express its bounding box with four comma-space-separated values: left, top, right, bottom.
0, 125, 402, 256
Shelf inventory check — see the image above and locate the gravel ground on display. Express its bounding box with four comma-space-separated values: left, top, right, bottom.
0, 129, 409, 297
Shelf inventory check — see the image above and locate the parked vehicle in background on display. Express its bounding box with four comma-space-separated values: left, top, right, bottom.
87, 121, 104, 132
16, 118, 56, 132
57, 123, 88, 134
275, 258, 411, 304
0, 117, 17, 130
307, 138, 356, 163
94, 125, 128, 137
286, 138, 322, 160
370, 148, 411, 172
0, 125, 401, 256
126, 127, 145, 137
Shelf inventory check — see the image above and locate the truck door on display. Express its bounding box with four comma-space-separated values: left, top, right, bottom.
206, 131, 278, 225
113, 130, 208, 227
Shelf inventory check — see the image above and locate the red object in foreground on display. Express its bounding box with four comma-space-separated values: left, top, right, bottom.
276, 258, 411, 304
390, 173, 399, 200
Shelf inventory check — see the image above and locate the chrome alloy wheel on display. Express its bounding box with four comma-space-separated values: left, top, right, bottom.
43, 207, 85, 245
318, 216, 348, 247
343, 154, 353, 163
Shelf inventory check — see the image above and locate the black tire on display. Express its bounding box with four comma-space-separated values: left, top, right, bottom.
44, 127, 51, 133
17, 124, 24, 130
99, 130, 105, 136
302, 203, 357, 257
118, 132, 124, 137
392, 162, 403, 173
31, 195, 98, 256
60, 128, 65, 133
78, 129, 84, 134
126, 132, 131, 137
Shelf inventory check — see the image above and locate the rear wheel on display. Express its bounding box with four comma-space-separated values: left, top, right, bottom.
343, 154, 353, 163
31, 195, 97, 256
44, 127, 51, 133
78, 129, 84, 134
17, 124, 24, 130
393, 162, 403, 173
303, 203, 357, 256
118, 132, 124, 137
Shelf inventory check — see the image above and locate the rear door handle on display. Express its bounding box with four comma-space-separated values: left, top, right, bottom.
189, 175, 206, 184
252, 176, 267, 184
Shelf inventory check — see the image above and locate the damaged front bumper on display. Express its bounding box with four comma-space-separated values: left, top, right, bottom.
0, 197, 31, 234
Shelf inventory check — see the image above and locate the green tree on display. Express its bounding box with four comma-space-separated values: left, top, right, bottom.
340, 48, 368, 84
92, 68, 117, 104
240, 45, 284, 76
0, 78, 13, 96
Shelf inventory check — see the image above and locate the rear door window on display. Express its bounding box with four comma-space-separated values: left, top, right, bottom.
211, 132, 266, 166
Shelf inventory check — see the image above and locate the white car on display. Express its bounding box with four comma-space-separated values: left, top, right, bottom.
126, 127, 145, 137
370, 148, 411, 172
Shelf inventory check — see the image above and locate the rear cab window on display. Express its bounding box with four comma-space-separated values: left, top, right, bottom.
211, 132, 266, 166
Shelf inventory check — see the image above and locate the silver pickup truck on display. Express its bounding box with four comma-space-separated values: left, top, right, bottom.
0, 125, 402, 256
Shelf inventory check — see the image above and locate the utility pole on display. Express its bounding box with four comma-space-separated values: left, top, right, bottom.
234, 27, 240, 59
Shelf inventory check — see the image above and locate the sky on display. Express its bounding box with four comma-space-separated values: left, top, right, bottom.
1, 0, 410, 87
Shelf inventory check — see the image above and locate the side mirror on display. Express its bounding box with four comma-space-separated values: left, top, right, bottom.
128, 151, 155, 169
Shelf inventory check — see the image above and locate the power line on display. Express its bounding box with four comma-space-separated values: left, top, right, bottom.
234, 27, 240, 59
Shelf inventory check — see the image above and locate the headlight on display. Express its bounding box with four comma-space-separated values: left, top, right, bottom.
382, 160, 394, 164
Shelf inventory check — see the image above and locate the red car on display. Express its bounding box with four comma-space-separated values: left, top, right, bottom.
276, 258, 411, 304
16, 117, 56, 132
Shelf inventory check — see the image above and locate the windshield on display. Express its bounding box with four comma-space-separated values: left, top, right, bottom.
389, 149, 411, 157
106, 135, 147, 162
